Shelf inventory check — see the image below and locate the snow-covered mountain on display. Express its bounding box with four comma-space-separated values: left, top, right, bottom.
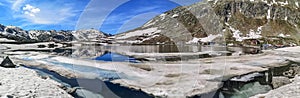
0, 24, 108, 42
72, 29, 107, 41
114, 0, 300, 45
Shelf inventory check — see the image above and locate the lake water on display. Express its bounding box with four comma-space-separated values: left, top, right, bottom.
93, 52, 139, 63
23, 65, 153, 98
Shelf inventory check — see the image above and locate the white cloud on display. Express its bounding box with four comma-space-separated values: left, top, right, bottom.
12, 0, 26, 11
22, 7, 76, 24
8, 2, 76, 25
22, 4, 40, 17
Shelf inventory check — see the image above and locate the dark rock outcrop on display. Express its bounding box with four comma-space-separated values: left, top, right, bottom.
0, 56, 16, 68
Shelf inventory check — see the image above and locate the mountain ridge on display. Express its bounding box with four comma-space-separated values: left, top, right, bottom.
114, 0, 300, 46
0, 24, 108, 42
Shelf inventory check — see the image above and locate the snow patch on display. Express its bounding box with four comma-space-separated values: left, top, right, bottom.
116, 28, 159, 39
284, 16, 288, 21
267, 8, 271, 19
0, 67, 72, 97
186, 34, 222, 44
172, 14, 179, 18
187, 37, 200, 44
200, 34, 222, 42
278, 33, 290, 37
261, 0, 268, 4
144, 20, 156, 27
231, 73, 264, 82
228, 23, 263, 41
247, 29, 262, 39
229, 26, 243, 42
277, 0, 288, 6
160, 14, 166, 20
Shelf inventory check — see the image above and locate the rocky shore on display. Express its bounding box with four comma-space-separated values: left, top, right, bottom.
0, 65, 73, 97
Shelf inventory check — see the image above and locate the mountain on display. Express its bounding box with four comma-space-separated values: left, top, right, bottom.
72, 29, 107, 41
114, 0, 300, 46
0, 24, 107, 42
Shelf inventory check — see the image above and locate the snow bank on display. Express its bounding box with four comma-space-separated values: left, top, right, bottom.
186, 34, 222, 44
0, 67, 72, 98
116, 28, 159, 39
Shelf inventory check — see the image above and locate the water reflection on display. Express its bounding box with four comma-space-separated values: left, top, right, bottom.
93, 52, 139, 63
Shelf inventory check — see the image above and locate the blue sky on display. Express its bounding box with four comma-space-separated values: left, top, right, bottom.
0, 0, 200, 34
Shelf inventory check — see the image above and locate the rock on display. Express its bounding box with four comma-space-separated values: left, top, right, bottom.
271, 76, 291, 89
37, 44, 47, 48
251, 76, 300, 98
0, 56, 16, 68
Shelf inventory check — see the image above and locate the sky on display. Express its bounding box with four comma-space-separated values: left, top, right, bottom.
0, 0, 200, 34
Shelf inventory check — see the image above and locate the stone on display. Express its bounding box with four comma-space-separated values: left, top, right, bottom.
0, 56, 16, 68
271, 76, 291, 89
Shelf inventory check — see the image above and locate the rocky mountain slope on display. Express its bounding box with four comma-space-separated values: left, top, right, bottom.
114, 0, 300, 45
0, 24, 107, 42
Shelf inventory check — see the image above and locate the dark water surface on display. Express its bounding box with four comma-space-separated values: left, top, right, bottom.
22, 66, 153, 98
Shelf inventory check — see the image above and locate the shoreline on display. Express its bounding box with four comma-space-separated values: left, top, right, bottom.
3, 44, 300, 97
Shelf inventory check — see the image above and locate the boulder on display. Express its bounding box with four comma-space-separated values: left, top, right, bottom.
271, 76, 291, 89
0, 56, 16, 68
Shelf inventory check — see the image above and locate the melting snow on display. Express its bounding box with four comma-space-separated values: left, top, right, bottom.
186, 34, 222, 44
228, 23, 263, 41
172, 14, 179, 18
200, 34, 222, 42
187, 37, 200, 44
0, 67, 72, 97
278, 33, 290, 37
160, 14, 166, 20
267, 8, 271, 19
229, 26, 243, 41
143, 20, 156, 27
116, 28, 160, 39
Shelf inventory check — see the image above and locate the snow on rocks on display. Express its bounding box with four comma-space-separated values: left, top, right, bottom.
267, 8, 271, 19
186, 34, 222, 44
116, 27, 160, 40
227, 24, 263, 41
277, 33, 290, 37
159, 14, 167, 20
229, 25, 243, 41
230, 72, 264, 82
172, 14, 179, 18
201, 34, 222, 42
187, 37, 200, 44
0, 67, 73, 98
